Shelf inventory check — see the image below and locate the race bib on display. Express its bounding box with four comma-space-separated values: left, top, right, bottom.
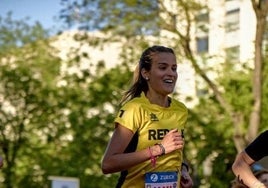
145, 171, 178, 188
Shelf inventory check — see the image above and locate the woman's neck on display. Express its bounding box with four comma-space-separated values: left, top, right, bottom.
145, 92, 170, 107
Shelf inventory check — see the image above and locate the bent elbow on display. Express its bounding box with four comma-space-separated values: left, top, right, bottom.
101, 164, 110, 174
232, 162, 237, 173
101, 160, 114, 174
102, 155, 123, 174
232, 153, 245, 175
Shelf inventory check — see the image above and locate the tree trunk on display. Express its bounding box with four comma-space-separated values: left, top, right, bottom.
247, 0, 268, 142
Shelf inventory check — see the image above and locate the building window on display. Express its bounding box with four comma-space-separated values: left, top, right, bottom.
196, 37, 208, 53
225, 9, 240, 32
196, 12, 209, 33
195, 11, 209, 53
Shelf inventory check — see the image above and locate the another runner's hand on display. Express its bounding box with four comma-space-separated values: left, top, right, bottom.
161, 129, 184, 154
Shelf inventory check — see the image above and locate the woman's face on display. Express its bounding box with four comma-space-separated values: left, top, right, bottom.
145, 52, 178, 96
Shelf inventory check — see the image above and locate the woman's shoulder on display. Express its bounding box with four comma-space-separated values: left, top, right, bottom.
121, 95, 146, 109
170, 98, 188, 110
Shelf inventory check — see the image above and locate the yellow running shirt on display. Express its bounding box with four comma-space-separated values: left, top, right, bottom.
114, 92, 188, 188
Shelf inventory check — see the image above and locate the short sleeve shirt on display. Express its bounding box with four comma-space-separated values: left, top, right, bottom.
245, 130, 268, 161
114, 92, 188, 188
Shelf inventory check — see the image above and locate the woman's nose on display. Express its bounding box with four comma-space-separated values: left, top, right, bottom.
167, 68, 177, 77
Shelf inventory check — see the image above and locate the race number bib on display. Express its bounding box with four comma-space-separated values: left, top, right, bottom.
145, 171, 178, 188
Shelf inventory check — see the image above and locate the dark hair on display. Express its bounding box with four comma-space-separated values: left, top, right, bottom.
120, 45, 175, 105
230, 178, 247, 188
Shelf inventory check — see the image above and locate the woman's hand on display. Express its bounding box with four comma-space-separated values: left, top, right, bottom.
160, 129, 184, 154
180, 168, 193, 188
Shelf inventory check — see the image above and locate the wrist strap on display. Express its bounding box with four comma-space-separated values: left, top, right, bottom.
148, 147, 156, 168
155, 143, 165, 156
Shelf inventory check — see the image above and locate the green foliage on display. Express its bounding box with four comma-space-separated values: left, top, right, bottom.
186, 97, 236, 187
183, 60, 260, 187
0, 48, 62, 188
52, 64, 132, 187
0, 12, 48, 54
0, 12, 135, 186
60, 0, 160, 35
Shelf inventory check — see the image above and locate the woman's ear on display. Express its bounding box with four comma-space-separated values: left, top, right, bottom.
141, 68, 149, 81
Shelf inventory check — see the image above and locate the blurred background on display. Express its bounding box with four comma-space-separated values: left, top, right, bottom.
0, 0, 268, 187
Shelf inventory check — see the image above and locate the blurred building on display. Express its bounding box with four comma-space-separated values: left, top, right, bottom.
195, 0, 258, 64
182, 0, 266, 107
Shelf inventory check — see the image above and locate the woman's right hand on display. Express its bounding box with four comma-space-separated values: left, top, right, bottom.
160, 129, 184, 154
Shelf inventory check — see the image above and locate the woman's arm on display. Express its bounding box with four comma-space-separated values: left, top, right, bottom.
102, 124, 153, 174
101, 125, 184, 174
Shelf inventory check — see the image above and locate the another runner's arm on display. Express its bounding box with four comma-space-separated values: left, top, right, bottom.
232, 151, 264, 187
232, 131, 268, 188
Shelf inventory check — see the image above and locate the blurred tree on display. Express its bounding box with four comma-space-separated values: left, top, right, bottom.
59, 0, 160, 35
46, 50, 133, 187
0, 14, 64, 188
0, 13, 135, 188
245, 0, 268, 142
0, 12, 49, 53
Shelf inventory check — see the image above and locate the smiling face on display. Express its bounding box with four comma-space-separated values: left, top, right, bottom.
142, 52, 178, 97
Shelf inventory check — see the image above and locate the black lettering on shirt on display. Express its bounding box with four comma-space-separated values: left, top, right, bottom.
148, 130, 156, 140
118, 110, 125, 118
148, 129, 169, 140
